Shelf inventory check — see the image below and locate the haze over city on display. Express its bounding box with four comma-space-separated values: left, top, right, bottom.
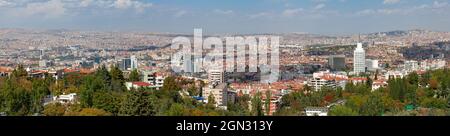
0, 0, 450, 34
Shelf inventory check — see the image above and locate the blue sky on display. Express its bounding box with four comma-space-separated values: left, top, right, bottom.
0, 0, 449, 34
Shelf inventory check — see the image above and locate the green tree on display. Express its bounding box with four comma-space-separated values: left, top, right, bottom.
407, 72, 419, 87
30, 79, 50, 113
95, 65, 112, 91
11, 64, 28, 78
128, 69, 140, 82
251, 92, 264, 116
43, 103, 66, 116
374, 69, 379, 80
361, 93, 384, 116
265, 91, 272, 115
93, 91, 122, 115
110, 65, 126, 92
366, 75, 373, 87
329, 105, 359, 116
207, 93, 216, 108
166, 103, 185, 116
119, 90, 156, 116
160, 76, 181, 102
76, 108, 112, 116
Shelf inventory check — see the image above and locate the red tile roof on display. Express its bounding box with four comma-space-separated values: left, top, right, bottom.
63, 68, 78, 73
132, 82, 152, 87
0, 67, 13, 73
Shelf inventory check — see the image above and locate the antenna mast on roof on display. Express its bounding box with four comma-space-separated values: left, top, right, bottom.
358, 33, 361, 43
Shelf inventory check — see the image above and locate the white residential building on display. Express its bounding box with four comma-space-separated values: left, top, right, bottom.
125, 82, 152, 90
353, 43, 366, 74
142, 71, 167, 90
202, 83, 228, 107
307, 71, 348, 91
365, 59, 379, 72
305, 107, 328, 116
130, 55, 138, 70
385, 70, 408, 79
372, 80, 388, 91
404, 60, 419, 72
53, 93, 78, 104
208, 69, 224, 83
420, 59, 446, 70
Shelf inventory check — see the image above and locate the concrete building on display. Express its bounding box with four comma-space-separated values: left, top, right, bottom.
53, 93, 78, 104
307, 71, 348, 91
39, 60, 47, 67
261, 90, 282, 116
0, 67, 12, 77
48, 69, 64, 80
131, 55, 138, 70
305, 107, 328, 116
121, 58, 131, 70
372, 80, 388, 91
385, 70, 408, 79
208, 69, 224, 83
142, 71, 167, 90
328, 55, 346, 71
365, 59, 379, 72
202, 82, 228, 107
420, 59, 446, 70
353, 43, 366, 74
125, 82, 153, 90
404, 60, 419, 72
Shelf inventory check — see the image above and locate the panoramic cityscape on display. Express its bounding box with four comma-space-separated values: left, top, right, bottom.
0, 0, 449, 117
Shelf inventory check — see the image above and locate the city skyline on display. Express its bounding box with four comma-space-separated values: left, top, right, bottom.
0, 0, 449, 34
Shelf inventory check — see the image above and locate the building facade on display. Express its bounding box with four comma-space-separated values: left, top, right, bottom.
353, 43, 366, 74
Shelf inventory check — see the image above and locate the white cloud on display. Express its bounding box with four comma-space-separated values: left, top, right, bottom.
79, 0, 92, 8
249, 12, 272, 19
213, 9, 233, 15
12, 0, 67, 18
356, 9, 376, 16
383, 0, 400, 5
174, 10, 187, 18
357, 1, 450, 16
0, 0, 14, 7
377, 8, 402, 15
113, 0, 152, 12
314, 3, 326, 10
433, 1, 448, 8
282, 8, 303, 17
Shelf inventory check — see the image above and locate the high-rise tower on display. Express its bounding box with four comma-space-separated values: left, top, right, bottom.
353, 43, 366, 74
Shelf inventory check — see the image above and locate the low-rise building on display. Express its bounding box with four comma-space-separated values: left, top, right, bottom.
307, 71, 348, 91
52, 93, 78, 104
365, 59, 379, 72
202, 82, 228, 107
404, 60, 419, 72
420, 59, 447, 70
305, 107, 328, 116
125, 82, 153, 90
372, 80, 388, 91
385, 70, 408, 79
142, 71, 169, 90
0, 67, 12, 77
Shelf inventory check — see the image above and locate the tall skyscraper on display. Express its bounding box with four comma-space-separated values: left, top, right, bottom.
353, 43, 366, 74
131, 55, 138, 70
